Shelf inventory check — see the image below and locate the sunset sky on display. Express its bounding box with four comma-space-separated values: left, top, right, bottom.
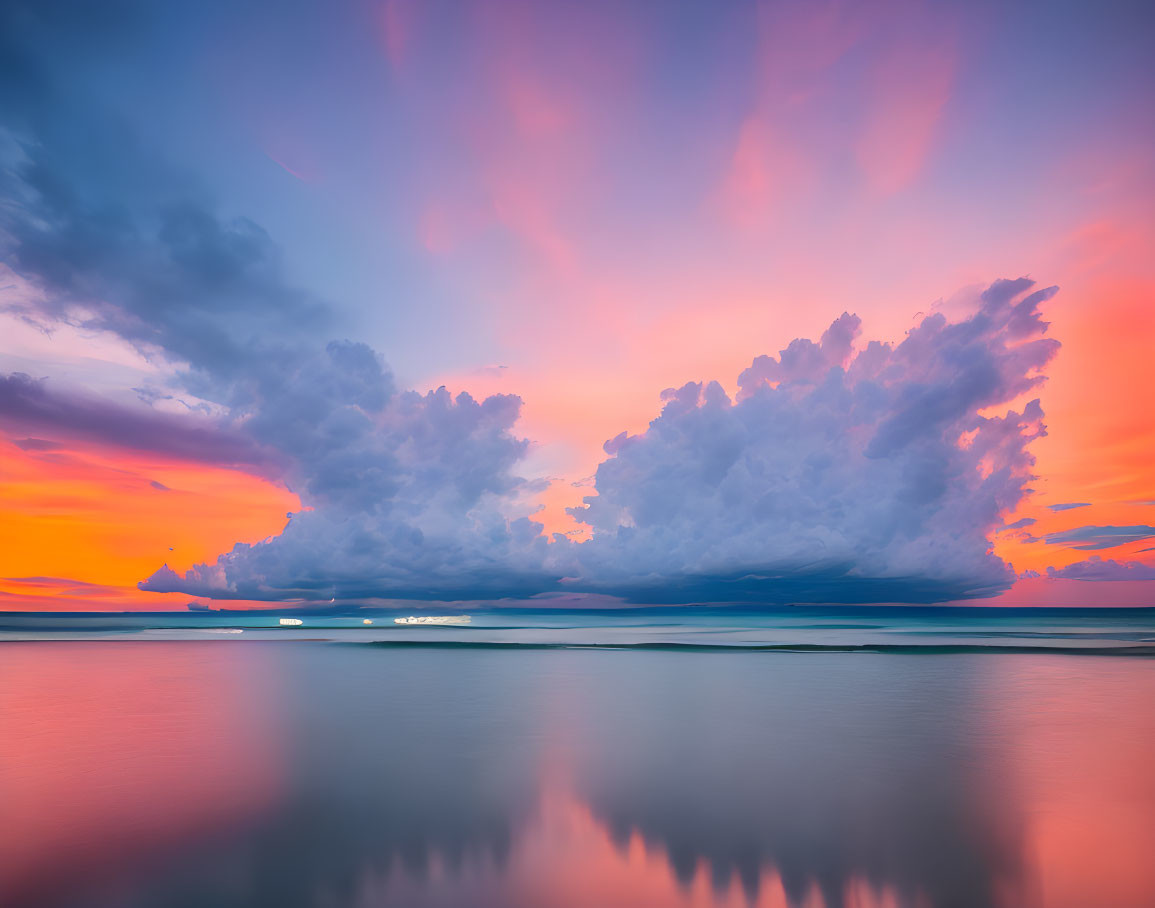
1, 0, 1152, 610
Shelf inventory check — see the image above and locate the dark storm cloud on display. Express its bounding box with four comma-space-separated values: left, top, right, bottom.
0, 0, 328, 383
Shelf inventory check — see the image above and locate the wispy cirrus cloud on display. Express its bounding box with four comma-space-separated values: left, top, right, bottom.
1035, 525, 1155, 551
3, 576, 120, 594
11, 437, 65, 452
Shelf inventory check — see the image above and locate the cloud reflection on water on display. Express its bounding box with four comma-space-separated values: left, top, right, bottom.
1, 644, 1153, 907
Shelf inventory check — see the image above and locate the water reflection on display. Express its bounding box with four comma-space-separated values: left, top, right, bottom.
1, 643, 1153, 907
0, 643, 284, 907
565, 655, 1027, 907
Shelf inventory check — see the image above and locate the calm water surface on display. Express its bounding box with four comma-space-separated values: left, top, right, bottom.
1, 642, 1153, 907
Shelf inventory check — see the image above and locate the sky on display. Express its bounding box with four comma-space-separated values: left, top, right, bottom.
0, 0, 1153, 610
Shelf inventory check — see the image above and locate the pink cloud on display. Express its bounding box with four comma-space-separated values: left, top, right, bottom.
716, 116, 815, 228
376, 0, 417, 69
856, 43, 956, 194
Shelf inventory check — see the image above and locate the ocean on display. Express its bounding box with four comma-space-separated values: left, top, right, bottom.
2, 607, 1154, 907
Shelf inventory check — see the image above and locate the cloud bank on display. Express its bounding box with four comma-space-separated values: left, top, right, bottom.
140, 279, 1060, 604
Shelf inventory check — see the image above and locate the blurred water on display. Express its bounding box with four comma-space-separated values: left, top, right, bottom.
1, 640, 1153, 907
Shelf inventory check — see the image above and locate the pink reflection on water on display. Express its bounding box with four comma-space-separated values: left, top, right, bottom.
356, 777, 1010, 908
356, 657, 1155, 908
1, 645, 1153, 907
0, 643, 285, 907
993, 658, 1155, 908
